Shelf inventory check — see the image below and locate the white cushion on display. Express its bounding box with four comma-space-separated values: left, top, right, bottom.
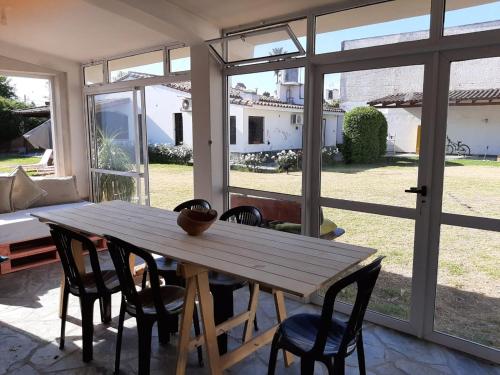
0, 201, 91, 244
31, 176, 80, 207
10, 167, 47, 210
0, 176, 14, 213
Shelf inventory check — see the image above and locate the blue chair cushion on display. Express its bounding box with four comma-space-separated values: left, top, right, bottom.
279, 313, 356, 355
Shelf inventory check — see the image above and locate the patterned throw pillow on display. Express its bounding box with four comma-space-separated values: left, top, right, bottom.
9, 167, 47, 210
0, 176, 14, 213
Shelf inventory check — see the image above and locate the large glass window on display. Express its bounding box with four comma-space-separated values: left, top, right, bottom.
228, 68, 305, 196
315, 0, 431, 54
84, 64, 104, 85
444, 0, 500, 35
169, 47, 191, 72
108, 50, 164, 82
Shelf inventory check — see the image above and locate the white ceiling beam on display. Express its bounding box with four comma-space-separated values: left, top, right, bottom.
82, 0, 220, 44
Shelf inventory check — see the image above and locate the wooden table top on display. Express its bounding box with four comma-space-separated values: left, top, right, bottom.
32, 200, 376, 298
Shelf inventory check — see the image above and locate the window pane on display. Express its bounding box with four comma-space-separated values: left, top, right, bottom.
434, 225, 500, 349
321, 208, 414, 321
145, 83, 194, 210
315, 0, 431, 54
442, 57, 500, 219
92, 171, 142, 204
210, 25, 303, 64
321, 65, 424, 209
444, 0, 500, 35
169, 47, 191, 72
228, 68, 304, 196
108, 50, 164, 82
84, 64, 103, 85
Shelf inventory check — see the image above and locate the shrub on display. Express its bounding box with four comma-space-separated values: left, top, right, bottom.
342, 107, 388, 163
276, 150, 299, 173
148, 144, 193, 164
239, 152, 269, 171
321, 146, 339, 166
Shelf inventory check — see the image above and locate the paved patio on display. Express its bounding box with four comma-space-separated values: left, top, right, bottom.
0, 254, 498, 375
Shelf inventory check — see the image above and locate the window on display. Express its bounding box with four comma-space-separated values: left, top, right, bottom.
230, 116, 237, 145
315, 0, 431, 54
108, 50, 164, 83
444, 0, 500, 36
248, 116, 264, 144
84, 64, 104, 85
169, 47, 191, 72
174, 113, 183, 145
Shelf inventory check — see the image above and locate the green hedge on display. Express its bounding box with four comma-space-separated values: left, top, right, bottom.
342, 107, 388, 163
148, 144, 193, 164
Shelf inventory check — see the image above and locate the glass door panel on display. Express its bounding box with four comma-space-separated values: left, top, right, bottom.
319, 64, 427, 323
88, 89, 147, 204
434, 57, 500, 350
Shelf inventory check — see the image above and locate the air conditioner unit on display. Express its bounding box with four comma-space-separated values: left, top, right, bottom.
181, 98, 192, 112
291, 114, 303, 125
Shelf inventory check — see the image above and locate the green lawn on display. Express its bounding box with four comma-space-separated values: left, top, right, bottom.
148, 159, 499, 349
0, 155, 41, 173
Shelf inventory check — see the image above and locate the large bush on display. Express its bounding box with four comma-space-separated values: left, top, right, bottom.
342, 107, 388, 163
148, 144, 193, 164
0, 97, 44, 143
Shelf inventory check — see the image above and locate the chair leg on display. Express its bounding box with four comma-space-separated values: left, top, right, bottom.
59, 283, 69, 350
157, 317, 171, 345
267, 334, 280, 375
141, 267, 148, 289
211, 286, 234, 354
249, 283, 259, 331
192, 306, 203, 367
99, 293, 112, 324
80, 296, 96, 363
137, 319, 154, 375
333, 357, 345, 375
301, 358, 315, 375
115, 298, 126, 375
357, 331, 366, 375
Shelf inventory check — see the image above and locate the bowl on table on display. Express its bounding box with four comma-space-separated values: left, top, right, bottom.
177, 207, 218, 235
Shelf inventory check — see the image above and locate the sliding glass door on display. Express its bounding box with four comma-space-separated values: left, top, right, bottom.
87, 89, 149, 204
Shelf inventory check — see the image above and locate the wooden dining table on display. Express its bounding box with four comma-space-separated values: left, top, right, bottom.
32, 200, 376, 375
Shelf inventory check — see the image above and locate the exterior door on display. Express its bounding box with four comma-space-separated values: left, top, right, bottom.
311, 57, 434, 336
87, 88, 149, 205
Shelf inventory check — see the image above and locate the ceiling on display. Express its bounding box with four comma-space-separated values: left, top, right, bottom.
0, 0, 343, 63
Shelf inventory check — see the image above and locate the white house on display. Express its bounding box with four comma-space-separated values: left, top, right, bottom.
100, 70, 343, 155
341, 20, 500, 156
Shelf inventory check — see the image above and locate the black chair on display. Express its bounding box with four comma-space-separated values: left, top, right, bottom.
106, 235, 203, 375
211, 205, 263, 354
49, 224, 121, 363
268, 257, 384, 375
141, 199, 212, 290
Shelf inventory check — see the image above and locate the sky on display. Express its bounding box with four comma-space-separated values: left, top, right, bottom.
6, 1, 499, 104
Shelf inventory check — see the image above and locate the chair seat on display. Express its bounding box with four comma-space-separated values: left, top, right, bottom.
126, 285, 185, 316
71, 269, 121, 295
279, 313, 356, 355
209, 271, 246, 289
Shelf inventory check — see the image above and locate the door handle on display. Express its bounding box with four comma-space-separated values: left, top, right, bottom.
405, 186, 427, 196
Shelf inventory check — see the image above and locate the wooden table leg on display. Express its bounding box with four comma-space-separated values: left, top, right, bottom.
175, 273, 197, 375
273, 290, 294, 367
243, 283, 260, 343
195, 270, 222, 374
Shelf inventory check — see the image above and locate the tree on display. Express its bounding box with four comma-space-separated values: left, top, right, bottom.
269, 47, 286, 83
0, 76, 16, 99
341, 107, 388, 164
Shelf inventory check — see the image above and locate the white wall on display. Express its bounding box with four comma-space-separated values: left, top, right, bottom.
145, 85, 193, 146
0, 40, 88, 197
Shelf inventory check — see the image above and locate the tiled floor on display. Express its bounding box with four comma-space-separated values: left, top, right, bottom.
0, 254, 498, 375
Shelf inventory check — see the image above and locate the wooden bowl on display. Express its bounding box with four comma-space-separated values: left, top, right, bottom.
177, 208, 218, 236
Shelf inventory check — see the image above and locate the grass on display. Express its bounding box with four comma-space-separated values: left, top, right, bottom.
147, 158, 499, 349
0, 155, 41, 173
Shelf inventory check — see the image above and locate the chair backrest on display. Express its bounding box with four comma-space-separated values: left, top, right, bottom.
219, 206, 263, 226
313, 257, 384, 355
49, 224, 109, 295
173, 199, 211, 213
105, 235, 167, 318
